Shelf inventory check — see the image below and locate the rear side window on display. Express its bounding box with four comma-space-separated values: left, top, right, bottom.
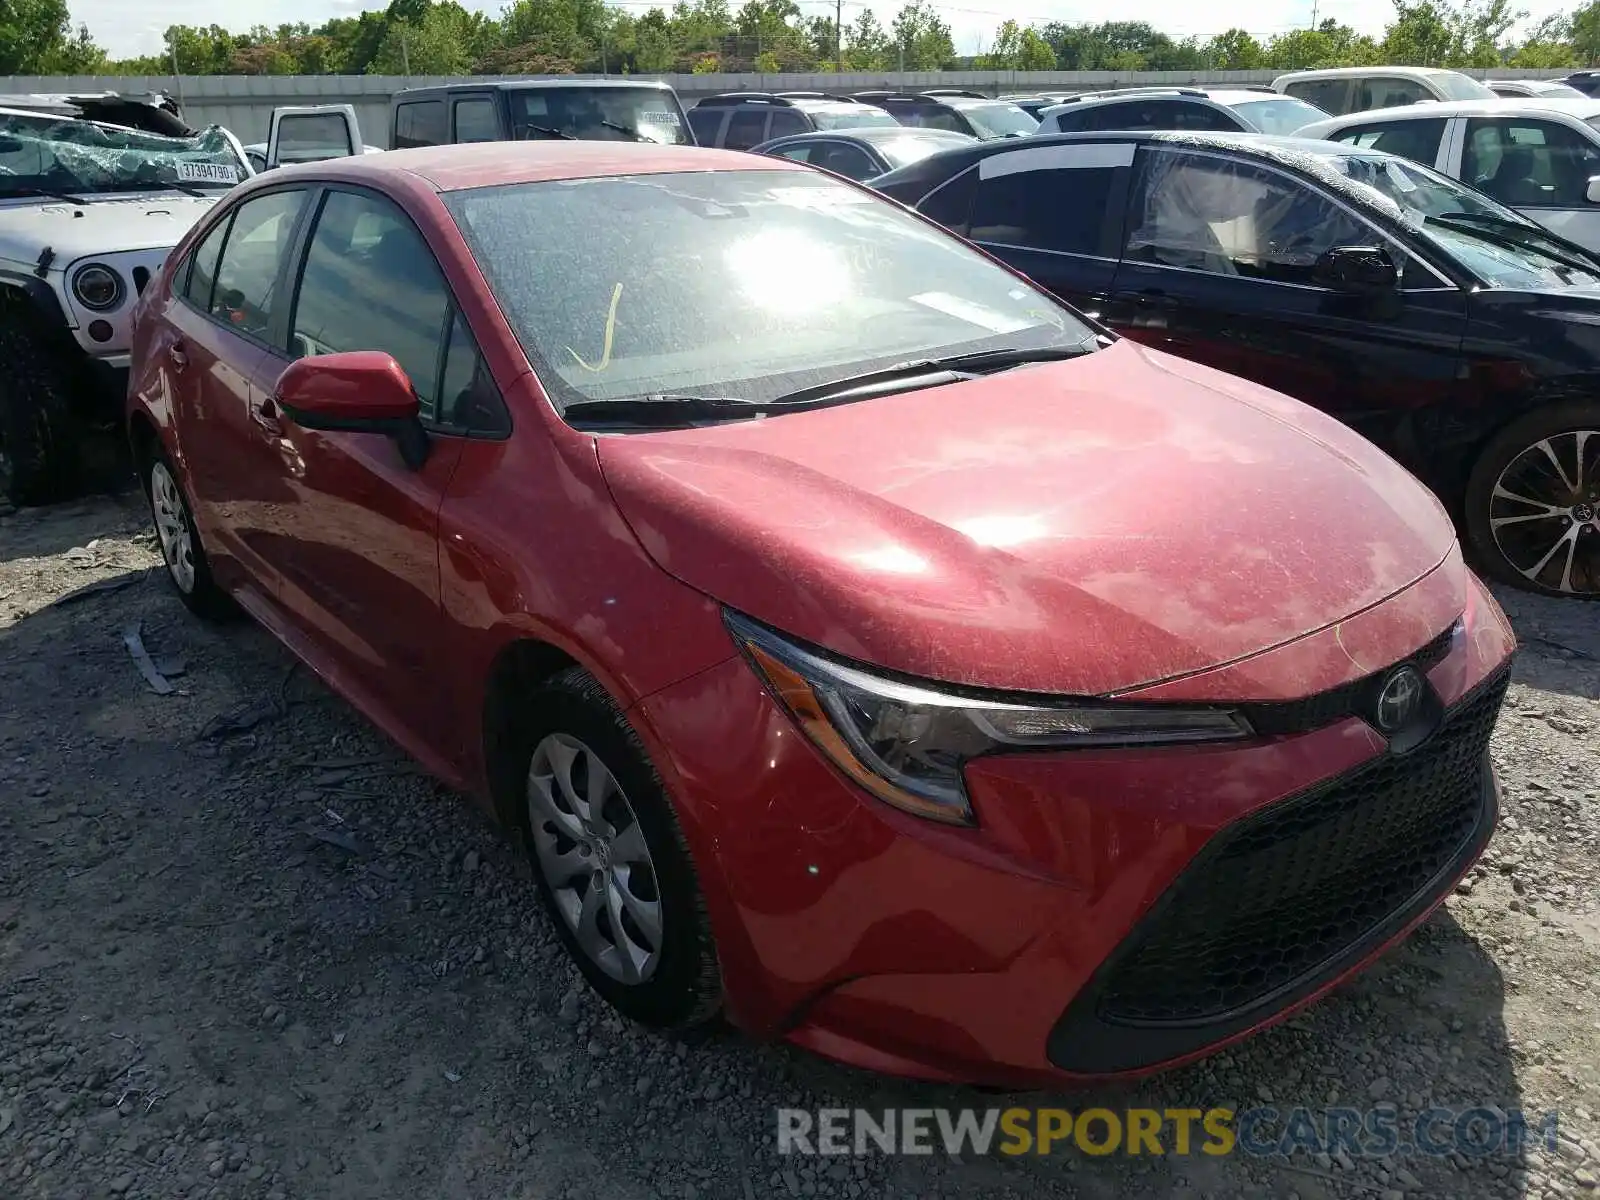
453, 98, 498, 143
208, 190, 307, 342
724, 108, 769, 149
273, 113, 353, 163
182, 215, 231, 310
1330, 118, 1447, 166
907, 106, 969, 134
916, 167, 978, 235
687, 108, 724, 145
970, 166, 1115, 256
394, 100, 446, 149
1355, 77, 1431, 110
1284, 79, 1350, 115
289, 190, 452, 421
768, 108, 809, 137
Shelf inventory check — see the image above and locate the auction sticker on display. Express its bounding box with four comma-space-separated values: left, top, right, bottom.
177, 161, 241, 185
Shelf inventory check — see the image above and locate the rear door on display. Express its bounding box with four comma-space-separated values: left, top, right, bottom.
265, 105, 363, 168
393, 96, 447, 148
1103, 144, 1468, 446
929, 141, 1133, 315
1458, 115, 1600, 254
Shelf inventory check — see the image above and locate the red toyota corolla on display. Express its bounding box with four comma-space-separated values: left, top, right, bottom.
127, 142, 1516, 1087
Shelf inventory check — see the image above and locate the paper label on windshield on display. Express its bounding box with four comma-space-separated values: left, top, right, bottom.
639, 110, 681, 126
177, 161, 241, 185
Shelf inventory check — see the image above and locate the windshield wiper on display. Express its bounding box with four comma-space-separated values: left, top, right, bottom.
521, 124, 577, 141
766, 343, 1096, 407
598, 120, 648, 142
0, 186, 86, 206
1427, 211, 1600, 277
562, 394, 769, 426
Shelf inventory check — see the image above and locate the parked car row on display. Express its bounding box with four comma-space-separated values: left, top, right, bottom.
127, 137, 1519, 1092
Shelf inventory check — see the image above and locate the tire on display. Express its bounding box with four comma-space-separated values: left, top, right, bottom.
0, 308, 80, 506
1464, 401, 1600, 599
143, 447, 233, 620
511, 668, 721, 1030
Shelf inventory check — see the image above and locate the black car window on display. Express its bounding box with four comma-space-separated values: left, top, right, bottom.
1171, 103, 1245, 132
394, 99, 446, 149
687, 108, 724, 145
916, 166, 978, 235
1463, 118, 1600, 208
1125, 151, 1370, 286
971, 165, 1115, 256
812, 142, 878, 180
1330, 118, 1447, 166
1047, 108, 1094, 134
1080, 99, 1235, 132
439, 307, 510, 434
768, 108, 809, 137
453, 98, 498, 143
901, 104, 968, 134
182, 213, 231, 311
1356, 76, 1431, 110
289, 190, 453, 421
1284, 78, 1351, 115
724, 109, 769, 149
769, 143, 814, 163
209, 189, 307, 342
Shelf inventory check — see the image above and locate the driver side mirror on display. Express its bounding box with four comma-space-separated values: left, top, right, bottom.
274, 350, 430, 469
1313, 245, 1398, 295
1586, 175, 1600, 204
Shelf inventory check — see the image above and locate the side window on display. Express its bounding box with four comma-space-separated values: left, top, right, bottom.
1124, 151, 1371, 286
767, 108, 809, 138
1286, 79, 1350, 115
815, 143, 878, 180
1463, 119, 1600, 208
916, 167, 978, 235
1081, 103, 1144, 131
273, 113, 353, 163
1173, 102, 1246, 132
394, 100, 446, 149
724, 109, 769, 150
182, 214, 231, 310
453, 98, 498, 143
290, 190, 452, 421
916, 107, 969, 134
1356, 77, 1430, 110
1331, 118, 1446, 166
209, 190, 307, 342
769, 144, 814, 162
1046, 109, 1091, 134
970, 165, 1116, 256
439, 308, 509, 434
687, 107, 724, 145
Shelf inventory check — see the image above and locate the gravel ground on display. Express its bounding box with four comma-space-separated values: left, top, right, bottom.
1, 491, 1597, 1200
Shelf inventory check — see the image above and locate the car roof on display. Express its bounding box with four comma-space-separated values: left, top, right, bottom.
1298, 96, 1600, 128
395, 79, 674, 99
757, 126, 968, 146
1273, 66, 1475, 81
255, 141, 791, 194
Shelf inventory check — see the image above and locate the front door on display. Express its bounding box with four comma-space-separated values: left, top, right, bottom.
164, 187, 312, 599
1457, 115, 1600, 254
1102, 145, 1468, 454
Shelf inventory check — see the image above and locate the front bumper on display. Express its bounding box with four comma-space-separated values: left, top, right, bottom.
630, 572, 1516, 1086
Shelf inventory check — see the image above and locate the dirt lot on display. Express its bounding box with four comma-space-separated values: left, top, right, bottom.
1, 491, 1598, 1200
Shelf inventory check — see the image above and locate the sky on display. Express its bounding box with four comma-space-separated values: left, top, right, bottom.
72, 0, 1575, 63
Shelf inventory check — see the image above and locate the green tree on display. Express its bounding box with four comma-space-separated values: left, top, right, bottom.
891, 0, 955, 69
1206, 27, 1264, 69
0, 0, 104, 73
841, 9, 891, 69
1017, 28, 1055, 69
754, 48, 779, 71
1381, 0, 1457, 65
1570, 0, 1600, 62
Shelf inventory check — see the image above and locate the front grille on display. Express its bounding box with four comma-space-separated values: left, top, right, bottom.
1096, 665, 1508, 1026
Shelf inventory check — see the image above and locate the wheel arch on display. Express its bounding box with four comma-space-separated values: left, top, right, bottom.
480, 636, 584, 836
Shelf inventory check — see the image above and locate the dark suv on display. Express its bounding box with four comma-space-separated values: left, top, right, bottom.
686, 93, 898, 150
873, 131, 1600, 597
1038, 87, 1328, 136
390, 80, 691, 147
851, 91, 1039, 139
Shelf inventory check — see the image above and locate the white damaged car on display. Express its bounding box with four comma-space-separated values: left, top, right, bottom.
0, 95, 251, 504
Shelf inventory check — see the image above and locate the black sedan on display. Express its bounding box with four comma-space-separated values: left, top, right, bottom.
872, 131, 1600, 597
749, 126, 975, 181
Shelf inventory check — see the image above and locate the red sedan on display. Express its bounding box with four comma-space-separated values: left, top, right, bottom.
127, 142, 1516, 1086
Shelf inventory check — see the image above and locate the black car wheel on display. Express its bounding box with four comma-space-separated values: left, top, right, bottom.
0, 308, 79, 506
1465, 402, 1600, 598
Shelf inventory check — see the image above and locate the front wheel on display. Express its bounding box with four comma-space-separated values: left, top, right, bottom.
1464, 403, 1600, 598
512, 668, 721, 1030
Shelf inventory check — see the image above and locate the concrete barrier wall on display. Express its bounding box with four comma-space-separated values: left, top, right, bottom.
0, 68, 1575, 146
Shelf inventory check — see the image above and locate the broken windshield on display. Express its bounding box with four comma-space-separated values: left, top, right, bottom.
0, 110, 246, 199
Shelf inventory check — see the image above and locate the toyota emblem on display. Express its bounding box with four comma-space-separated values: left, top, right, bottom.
1374, 666, 1425, 733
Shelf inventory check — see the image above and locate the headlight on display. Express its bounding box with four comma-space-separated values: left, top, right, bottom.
72, 263, 124, 312
726, 611, 1254, 826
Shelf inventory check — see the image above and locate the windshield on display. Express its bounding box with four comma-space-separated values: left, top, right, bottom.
0, 111, 246, 196
961, 103, 1040, 139
1432, 72, 1495, 101
507, 88, 689, 145
877, 134, 968, 169
1233, 97, 1327, 135
809, 107, 899, 131
442, 169, 1093, 413
1328, 152, 1600, 286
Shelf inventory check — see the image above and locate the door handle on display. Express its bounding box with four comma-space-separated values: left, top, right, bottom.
168, 342, 188, 371
251, 396, 282, 436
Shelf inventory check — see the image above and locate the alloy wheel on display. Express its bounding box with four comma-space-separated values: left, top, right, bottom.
526, 733, 664, 984
1488, 430, 1600, 596
150, 461, 197, 594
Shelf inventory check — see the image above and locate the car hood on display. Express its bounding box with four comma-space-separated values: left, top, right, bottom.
0, 194, 220, 264
598, 340, 1459, 696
